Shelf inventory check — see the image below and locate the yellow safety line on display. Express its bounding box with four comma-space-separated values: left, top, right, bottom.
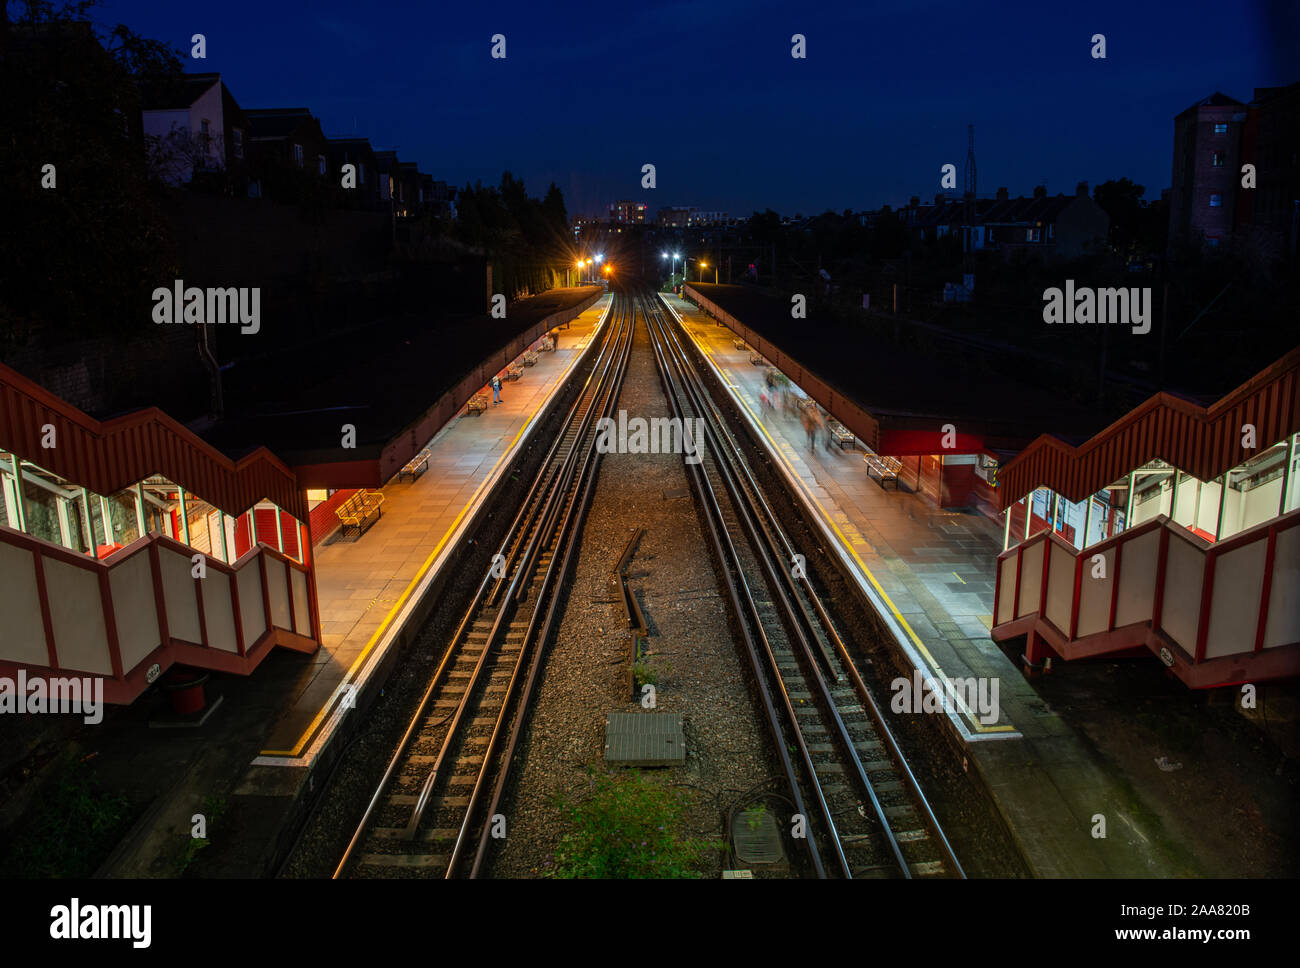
671, 301, 1015, 735
261, 306, 606, 757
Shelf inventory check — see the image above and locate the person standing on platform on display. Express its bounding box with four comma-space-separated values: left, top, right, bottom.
491, 374, 502, 405
801, 407, 815, 449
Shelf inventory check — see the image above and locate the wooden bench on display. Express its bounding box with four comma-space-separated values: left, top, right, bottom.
863, 453, 902, 489
540, 336, 555, 351
522, 350, 539, 366
504, 364, 523, 381
732, 338, 747, 350
796, 396, 819, 414
748, 350, 764, 365
827, 421, 856, 451
336, 490, 385, 539
398, 449, 429, 482
466, 391, 490, 415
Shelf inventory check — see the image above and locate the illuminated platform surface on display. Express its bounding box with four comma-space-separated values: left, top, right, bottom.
256, 295, 613, 761
660, 292, 1192, 877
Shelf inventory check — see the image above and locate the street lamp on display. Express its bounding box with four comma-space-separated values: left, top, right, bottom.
698, 260, 707, 283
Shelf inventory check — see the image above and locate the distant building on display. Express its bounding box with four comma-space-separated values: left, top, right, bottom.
326, 137, 382, 210
1168, 92, 1248, 251
690, 210, 730, 227
1167, 83, 1300, 267
657, 206, 694, 227
609, 200, 647, 224
141, 73, 248, 186
245, 108, 329, 199
914, 184, 1109, 260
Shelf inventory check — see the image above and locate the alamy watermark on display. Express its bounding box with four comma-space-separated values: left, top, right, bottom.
890, 669, 1000, 725
0, 672, 104, 724
152, 280, 260, 334
1042, 281, 1151, 335
594, 410, 705, 465
50, 898, 150, 948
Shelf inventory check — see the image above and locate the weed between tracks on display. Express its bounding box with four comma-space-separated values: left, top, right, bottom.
546, 769, 722, 879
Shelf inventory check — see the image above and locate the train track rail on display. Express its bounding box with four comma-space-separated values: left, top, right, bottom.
333, 291, 635, 879
639, 286, 964, 879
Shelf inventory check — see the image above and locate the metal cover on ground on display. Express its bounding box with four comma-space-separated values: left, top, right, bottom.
731, 808, 785, 866
604, 712, 686, 766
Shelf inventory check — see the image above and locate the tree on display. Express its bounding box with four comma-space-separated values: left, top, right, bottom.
1093, 178, 1146, 253
0, 0, 183, 348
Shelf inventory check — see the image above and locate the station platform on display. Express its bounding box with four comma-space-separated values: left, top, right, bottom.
255, 294, 613, 764
659, 291, 1191, 877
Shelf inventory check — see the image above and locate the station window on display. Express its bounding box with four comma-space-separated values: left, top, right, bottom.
1209, 194, 1222, 207
1212, 151, 1224, 167
1214, 123, 1228, 134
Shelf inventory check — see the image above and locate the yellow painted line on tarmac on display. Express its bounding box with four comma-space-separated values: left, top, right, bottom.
260, 305, 609, 758
670, 301, 1015, 736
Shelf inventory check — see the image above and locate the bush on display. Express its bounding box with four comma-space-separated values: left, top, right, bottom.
549, 770, 716, 879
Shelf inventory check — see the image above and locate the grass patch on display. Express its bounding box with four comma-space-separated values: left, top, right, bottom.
0, 762, 132, 878
548, 769, 719, 879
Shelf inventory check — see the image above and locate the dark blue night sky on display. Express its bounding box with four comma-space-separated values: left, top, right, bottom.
102, 0, 1297, 217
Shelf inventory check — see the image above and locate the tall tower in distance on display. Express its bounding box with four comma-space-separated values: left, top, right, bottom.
962, 123, 977, 288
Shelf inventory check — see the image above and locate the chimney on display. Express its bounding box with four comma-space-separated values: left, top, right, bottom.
1076, 180, 1089, 197
1033, 185, 1047, 200
996, 187, 1008, 201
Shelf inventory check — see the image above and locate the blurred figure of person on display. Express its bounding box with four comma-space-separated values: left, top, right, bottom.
801, 407, 815, 449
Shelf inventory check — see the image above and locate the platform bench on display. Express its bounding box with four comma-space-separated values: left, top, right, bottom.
828, 422, 856, 451
540, 336, 555, 351
863, 453, 902, 489
336, 491, 385, 539
466, 392, 490, 415
398, 449, 430, 482
732, 338, 747, 350
749, 350, 764, 365
522, 350, 539, 366
504, 364, 523, 381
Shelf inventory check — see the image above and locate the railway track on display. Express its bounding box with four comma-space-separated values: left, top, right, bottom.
333, 291, 634, 879
640, 286, 965, 879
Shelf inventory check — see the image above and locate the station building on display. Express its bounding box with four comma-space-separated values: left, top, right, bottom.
991, 349, 1299, 688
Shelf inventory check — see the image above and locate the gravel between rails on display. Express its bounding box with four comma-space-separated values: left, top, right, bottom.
485, 313, 777, 879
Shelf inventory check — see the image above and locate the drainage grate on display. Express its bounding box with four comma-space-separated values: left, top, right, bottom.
730, 806, 786, 866
604, 712, 686, 767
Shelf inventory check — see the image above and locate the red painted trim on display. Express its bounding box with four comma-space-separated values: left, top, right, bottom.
284, 559, 297, 634
0, 360, 306, 521
148, 542, 172, 660
97, 568, 125, 680
1150, 527, 1171, 633
1012, 545, 1024, 620
1108, 541, 1123, 632
1254, 525, 1278, 653
998, 347, 1300, 509
1037, 532, 1052, 616
193, 570, 210, 650
258, 553, 274, 632
229, 565, 247, 658
301, 521, 322, 642
1070, 552, 1084, 639
992, 556, 1003, 626
1194, 554, 1217, 663
29, 549, 60, 670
